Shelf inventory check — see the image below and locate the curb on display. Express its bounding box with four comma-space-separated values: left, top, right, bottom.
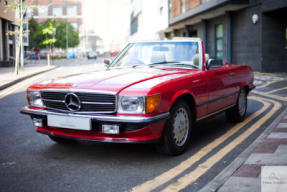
0, 66, 58, 91
198, 95, 287, 192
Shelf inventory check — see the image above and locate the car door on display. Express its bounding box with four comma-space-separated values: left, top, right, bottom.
205, 66, 236, 114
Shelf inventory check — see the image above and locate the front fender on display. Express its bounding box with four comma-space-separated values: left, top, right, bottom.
169, 89, 196, 111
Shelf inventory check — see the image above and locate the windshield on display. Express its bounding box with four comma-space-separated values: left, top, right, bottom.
110, 41, 201, 69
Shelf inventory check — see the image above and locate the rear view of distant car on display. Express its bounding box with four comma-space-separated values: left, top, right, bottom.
87, 51, 97, 59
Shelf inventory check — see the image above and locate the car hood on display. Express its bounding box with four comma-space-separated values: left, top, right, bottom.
34, 66, 196, 93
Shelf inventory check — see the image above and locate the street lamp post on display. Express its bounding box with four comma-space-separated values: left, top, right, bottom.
51, 28, 56, 65
66, 21, 69, 59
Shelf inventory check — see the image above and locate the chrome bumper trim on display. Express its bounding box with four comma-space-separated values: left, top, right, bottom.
20, 106, 169, 124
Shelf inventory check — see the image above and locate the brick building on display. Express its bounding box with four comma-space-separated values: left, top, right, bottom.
30, 0, 83, 35
164, 0, 287, 72
0, 0, 17, 67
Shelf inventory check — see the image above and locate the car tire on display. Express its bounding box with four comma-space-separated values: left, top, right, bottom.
156, 100, 193, 155
49, 135, 74, 144
226, 89, 247, 123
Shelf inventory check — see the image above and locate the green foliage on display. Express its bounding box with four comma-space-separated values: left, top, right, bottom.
28, 18, 44, 49
53, 20, 80, 49
41, 22, 56, 46
28, 18, 80, 49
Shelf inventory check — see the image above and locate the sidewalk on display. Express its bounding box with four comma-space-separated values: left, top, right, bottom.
217, 109, 287, 192
0, 63, 57, 91
0, 57, 106, 91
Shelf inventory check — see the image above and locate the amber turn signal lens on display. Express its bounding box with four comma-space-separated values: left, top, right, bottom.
145, 94, 161, 113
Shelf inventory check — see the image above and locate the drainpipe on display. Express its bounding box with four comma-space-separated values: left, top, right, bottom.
202, 20, 207, 51
226, 11, 232, 63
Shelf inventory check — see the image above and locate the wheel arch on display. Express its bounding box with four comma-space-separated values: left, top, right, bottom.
240, 82, 251, 94
169, 90, 196, 122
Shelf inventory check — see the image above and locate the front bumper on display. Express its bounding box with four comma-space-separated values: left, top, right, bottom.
20, 106, 169, 143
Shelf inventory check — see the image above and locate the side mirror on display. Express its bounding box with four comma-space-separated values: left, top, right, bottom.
205, 54, 210, 62
206, 59, 223, 69
104, 59, 111, 66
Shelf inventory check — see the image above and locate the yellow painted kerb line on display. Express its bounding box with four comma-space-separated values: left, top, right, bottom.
161, 97, 281, 192
131, 96, 272, 192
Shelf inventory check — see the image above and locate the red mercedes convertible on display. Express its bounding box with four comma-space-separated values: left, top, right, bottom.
21, 39, 255, 155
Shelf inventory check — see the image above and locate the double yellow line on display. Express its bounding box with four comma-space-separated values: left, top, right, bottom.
132, 96, 281, 192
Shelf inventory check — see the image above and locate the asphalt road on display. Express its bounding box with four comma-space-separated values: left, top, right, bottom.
0, 60, 284, 192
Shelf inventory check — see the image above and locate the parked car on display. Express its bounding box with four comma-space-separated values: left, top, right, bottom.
21, 38, 255, 155
67, 52, 80, 59
109, 50, 120, 57
24, 51, 38, 60
87, 51, 97, 59
51, 52, 63, 59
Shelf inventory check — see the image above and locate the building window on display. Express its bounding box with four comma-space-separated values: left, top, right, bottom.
71, 22, 77, 30
53, 5, 63, 17
215, 24, 223, 59
159, 6, 163, 15
23, 36, 28, 44
130, 12, 139, 35
26, 8, 33, 17
180, 0, 185, 13
8, 23, 14, 41
38, 5, 48, 17
168, 0, 172, 19
67, 5, 77, 16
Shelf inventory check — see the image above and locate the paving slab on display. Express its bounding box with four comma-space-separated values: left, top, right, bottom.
277, 123, 287, 129
217, 177, 260, 192
246, 145, 287, 165
267, 132, 287, 139
232, 164, 261, 178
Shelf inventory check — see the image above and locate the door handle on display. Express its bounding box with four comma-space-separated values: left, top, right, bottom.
230, 72, 235, 77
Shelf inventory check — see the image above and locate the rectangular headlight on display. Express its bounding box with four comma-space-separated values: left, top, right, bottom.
27, 90, 45, 108
118, 96, 145, 114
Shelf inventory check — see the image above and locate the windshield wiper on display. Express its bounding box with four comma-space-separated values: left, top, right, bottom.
148, 61, 181, 65
168, 63, 198, 68
148, 61, 198, 69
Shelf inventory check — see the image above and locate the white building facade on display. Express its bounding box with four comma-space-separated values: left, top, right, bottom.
129, 0, 169, 41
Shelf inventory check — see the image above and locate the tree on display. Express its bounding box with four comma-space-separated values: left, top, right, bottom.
28, 19, 80, 49
41, 22, 56, 66
5, 0, 39, 74
28, 18, 43, 49
52, 20, 79, 49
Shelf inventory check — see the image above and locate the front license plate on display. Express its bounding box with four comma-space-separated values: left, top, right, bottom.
47, 114, 91, 131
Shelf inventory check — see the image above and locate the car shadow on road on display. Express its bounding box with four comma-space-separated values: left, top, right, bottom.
39, 99, 263, 166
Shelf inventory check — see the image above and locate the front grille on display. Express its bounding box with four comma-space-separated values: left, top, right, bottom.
41, 91, 116, 113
